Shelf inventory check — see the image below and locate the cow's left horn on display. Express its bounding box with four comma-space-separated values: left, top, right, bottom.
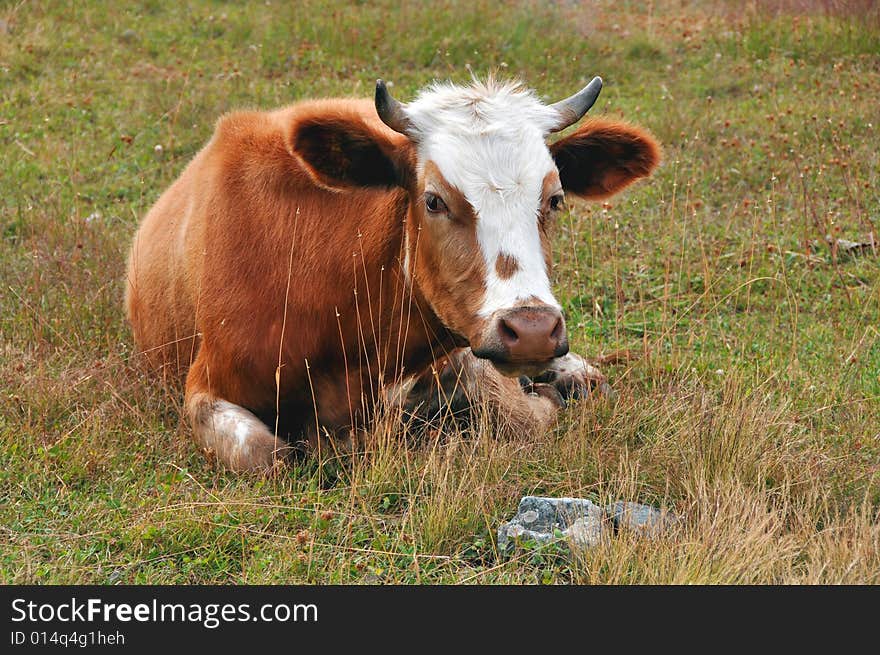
549, 76, 603, 132
375, 79, 416, 138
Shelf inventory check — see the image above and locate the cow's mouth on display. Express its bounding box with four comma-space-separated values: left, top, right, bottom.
484, 357, 557, 379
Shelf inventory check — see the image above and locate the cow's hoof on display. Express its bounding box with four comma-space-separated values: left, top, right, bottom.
533, 353, 609, 402
527, 382, 567, 408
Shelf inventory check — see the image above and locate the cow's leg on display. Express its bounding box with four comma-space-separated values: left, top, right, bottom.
476, 357, 561, 432
530, 352, 611, 401
184, 356, 291, 472
398, 349, 613, 435
398, 348, 561, 434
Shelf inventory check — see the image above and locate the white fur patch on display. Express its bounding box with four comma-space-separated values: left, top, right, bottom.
545, 352, 604, 381
211, 400, 268, 451
405, 80, 562, 316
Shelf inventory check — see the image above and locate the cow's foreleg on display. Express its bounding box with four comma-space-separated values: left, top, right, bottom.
478, 359, 562, 433
184, 360, 291, 472
185, 392, 292, 472
530, 352, 610, 401
398, 348, 561, 434
398, 349, 612, 436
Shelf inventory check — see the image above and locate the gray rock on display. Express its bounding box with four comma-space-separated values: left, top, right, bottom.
566, 515, 604, 548
606, 501, 672, 538
120, 29, 138, 43
498, 496, 676, 555
497, 495, 607, 553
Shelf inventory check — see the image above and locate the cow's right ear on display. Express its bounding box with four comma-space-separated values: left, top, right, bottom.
291, 116, 413, 190
550, 119, 661, 200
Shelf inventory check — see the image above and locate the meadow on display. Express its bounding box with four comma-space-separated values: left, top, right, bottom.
1, 0, 879, 583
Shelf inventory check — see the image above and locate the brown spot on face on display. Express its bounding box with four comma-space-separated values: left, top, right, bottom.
495, 252, 519, 279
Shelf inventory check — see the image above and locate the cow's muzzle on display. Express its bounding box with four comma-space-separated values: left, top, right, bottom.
471, 306, 569, 377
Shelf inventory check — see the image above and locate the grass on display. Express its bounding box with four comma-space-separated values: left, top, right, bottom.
1, 0, 878, 584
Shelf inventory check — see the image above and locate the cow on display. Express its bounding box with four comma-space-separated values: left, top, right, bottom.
125, 75, 660, 472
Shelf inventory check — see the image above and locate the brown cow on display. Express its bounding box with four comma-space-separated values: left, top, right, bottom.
125, 75, 660, 471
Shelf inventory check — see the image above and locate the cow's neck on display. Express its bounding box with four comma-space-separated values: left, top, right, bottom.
346, 192, 460, 385
390, 204, 462, 377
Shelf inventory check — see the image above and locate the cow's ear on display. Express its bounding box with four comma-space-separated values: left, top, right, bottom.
291, 116, 413, 189
550, 119, 661, 199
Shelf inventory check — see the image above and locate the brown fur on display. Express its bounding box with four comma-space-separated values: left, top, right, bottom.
398, 349, 558, 433
412, 161, 488, 345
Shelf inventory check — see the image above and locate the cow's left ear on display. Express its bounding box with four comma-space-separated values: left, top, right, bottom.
291, 116, 413, 190
550, 119, 661, 199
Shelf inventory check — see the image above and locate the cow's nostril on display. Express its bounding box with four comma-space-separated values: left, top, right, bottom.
551, 317, 564, 341
499, 318, 519, 345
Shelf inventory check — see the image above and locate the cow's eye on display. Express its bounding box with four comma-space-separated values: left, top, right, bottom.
425, 192, 448, 214
549, 193, 565, 211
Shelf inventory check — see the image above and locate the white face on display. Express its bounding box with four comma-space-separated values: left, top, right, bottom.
404, 80, 564, 318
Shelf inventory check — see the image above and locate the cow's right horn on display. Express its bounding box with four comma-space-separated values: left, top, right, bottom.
375, 79, 417, 138
548, 76, 603, 133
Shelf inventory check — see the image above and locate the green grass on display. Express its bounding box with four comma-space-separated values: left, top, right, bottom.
1, 0, 878, 583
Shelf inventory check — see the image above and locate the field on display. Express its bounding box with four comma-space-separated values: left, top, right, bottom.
1, 0, 879, 584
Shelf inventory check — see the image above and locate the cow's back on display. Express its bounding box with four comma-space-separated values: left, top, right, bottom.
125, 142, 212, 377
125, 106, 296, 378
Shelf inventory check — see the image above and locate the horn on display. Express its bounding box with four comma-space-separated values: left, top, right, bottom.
548, 76, 603, 132
375, 79, 416, 137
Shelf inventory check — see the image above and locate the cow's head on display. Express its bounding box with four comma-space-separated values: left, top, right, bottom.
291, 76, 660, 377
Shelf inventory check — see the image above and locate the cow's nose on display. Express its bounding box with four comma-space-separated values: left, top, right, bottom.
492, 307, 568, 362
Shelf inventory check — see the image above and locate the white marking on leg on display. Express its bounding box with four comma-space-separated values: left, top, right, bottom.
193, 399, 284, 471
546, 352, 603, 380
211, 401, 268, 448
